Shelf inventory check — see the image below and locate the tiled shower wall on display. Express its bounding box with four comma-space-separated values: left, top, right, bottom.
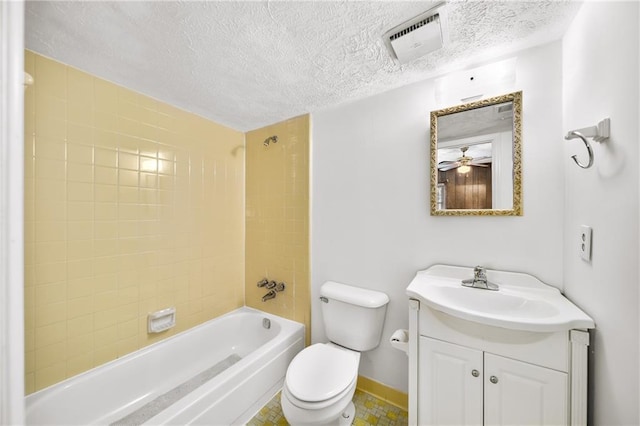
24, 51, 245, 393
245, 116, 310, 344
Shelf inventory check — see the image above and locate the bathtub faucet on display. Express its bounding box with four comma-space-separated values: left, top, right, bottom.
262, 289, 277, 302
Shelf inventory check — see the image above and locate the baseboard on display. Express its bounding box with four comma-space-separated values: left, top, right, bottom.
356, 376, 408, 411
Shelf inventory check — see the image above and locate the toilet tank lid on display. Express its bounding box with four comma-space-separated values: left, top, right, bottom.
321, 281, 389, 308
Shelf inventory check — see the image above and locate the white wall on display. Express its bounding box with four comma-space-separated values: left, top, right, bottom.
562, 2, 640, 424
311, 42, 565, 392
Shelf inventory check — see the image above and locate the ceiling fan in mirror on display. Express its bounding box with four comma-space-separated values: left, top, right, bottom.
438, 146, 491, 173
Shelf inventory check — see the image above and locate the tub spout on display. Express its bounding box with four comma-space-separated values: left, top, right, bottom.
262, 290, 277, 302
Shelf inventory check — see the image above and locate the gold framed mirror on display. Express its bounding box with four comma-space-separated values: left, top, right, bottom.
430, 91, 522, 216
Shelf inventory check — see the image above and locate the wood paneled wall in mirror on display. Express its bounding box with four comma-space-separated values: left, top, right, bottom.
430, 91, 522, 216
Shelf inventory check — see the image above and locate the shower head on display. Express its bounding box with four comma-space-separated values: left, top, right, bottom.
263, 135, 278, 147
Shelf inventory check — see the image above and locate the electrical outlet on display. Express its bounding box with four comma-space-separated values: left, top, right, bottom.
579, 225, 592, 262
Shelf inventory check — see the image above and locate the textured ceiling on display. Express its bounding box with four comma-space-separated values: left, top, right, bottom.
25, 1, 581, 132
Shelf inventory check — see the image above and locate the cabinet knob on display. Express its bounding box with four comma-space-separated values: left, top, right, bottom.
471, 369, 480, 378
490, 375, 499, 384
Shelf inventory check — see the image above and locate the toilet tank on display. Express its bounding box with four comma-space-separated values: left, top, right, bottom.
320, 281, 390, 351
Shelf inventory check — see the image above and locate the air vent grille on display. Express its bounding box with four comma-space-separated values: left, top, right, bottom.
382, 2, 449, 64
389, 14, 440, 42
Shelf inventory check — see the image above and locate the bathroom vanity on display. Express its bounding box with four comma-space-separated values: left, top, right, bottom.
406, 265, 594, 426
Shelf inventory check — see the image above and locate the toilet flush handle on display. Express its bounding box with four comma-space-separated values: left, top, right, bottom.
319, 296, 328, 303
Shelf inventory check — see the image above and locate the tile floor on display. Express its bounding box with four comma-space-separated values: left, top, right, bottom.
247, 389, 408, 426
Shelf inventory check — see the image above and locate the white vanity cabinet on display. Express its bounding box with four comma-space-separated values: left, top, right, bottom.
419, 336, 568, 425
418, 336, 483, 425
406, 265, 595, 426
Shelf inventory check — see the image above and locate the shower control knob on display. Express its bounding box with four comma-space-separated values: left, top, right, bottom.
471, 369, 479, 378
275, 282, 286, 292
257, 278, 269, 287
266, 280, 277, 289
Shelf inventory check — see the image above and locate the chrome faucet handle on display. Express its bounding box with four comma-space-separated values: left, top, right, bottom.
257, 278, 269, 287
266, 280, 277, 289
474, 266, 487, 281
275, 282, 286, 292
462, 266, 498, 291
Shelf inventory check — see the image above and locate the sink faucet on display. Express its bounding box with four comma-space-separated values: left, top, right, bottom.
462, 266, 499, 291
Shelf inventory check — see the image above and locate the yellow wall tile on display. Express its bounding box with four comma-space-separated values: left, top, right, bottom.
67, 182, 93, 202
67, 277, 94, 299
67, 295, 95, 319
35, 115, 66, 140
67, 353, 94, 377
245, 115, 310, 345
94, 79, 118, 112
34, 362, 67, 390
67, 143, 93, 164
67, 163, 93, 183
67, 221, 94, 241
95, 186, 118, 205
94, 256, 119, 276
67, 123, 93, 146
35, 221, 67, 243
35, 201, 66, 222
34, 321, 66, 349
35, 302, 67, 327
66, 67, 93, 106
34, 264, 67, 287
35, 179, 66, 201
118, 151, 139, 170
35, 55, 66, 99
35, 241, 66, 264
33, 137, 65, 161
67, 102, 94, 126
35, 158, 66, 180
116, 336, 139, 357
93, 345, 118, 366
95, 111, 118, 132
67, 316, 93, 340
94, 169, 117, 187
67, 202, 93, 222
25, 51, 245, 392
35, 341, 67, 370
25, 350, 35, 374
67, 240, 94, 261
94, 148, 117, 167
35, 93, 66, 121
67, 259, 94, 280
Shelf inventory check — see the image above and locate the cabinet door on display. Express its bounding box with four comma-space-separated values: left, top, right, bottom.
484, 353, 568, 426
418, 336, 483, 426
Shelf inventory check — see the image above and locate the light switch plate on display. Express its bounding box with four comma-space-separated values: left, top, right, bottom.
579, 225, 592, 262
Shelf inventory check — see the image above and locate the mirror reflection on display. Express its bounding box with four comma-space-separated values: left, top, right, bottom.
430, 92, 522, 216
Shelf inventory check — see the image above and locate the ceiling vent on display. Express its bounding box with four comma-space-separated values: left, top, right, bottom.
383, 2, 449, 65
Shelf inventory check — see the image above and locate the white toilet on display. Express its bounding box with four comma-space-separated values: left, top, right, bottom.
281, 281, 389, 426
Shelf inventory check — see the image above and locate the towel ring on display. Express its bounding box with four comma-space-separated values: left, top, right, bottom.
566, 131, 594, 169
564, 118, 610, 169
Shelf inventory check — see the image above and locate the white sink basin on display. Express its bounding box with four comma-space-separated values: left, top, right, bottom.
406, 265, 594, 332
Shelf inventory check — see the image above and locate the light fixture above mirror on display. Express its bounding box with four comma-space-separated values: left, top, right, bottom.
430, 91, 522, 216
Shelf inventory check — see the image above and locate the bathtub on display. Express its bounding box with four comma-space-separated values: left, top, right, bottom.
26, 307, 305, 425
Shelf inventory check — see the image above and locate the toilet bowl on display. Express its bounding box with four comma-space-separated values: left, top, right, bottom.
281, 343, 359, 426
281, 281, 389, 426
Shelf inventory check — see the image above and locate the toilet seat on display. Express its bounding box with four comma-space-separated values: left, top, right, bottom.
283, 376, 356, 411
285, 343, 359, 403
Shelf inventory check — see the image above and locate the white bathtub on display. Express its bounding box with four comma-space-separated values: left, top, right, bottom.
26, 307, 305, 425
